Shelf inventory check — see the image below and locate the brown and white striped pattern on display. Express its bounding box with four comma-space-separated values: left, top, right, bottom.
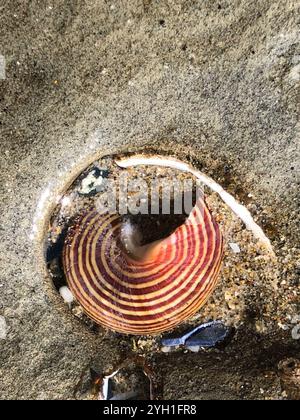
63, 198, 223, 335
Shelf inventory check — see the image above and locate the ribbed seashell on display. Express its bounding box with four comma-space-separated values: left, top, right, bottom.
63, 197, 223, 335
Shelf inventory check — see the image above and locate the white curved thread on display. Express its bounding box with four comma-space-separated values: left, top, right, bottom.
29, 185, 53, 240
115, 155, 273, 252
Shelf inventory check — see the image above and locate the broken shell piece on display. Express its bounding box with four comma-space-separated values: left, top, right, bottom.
79, 168, 108, 196
100, 368, 150, 400
185, 322, 232, 350
161, 345, 180, 353
229, 242, 241, 253
186, 346, 202, 353
161, 321, 222, 347
59, 286, 74, 305
95, 357, 159, 401
161, 320, 232, 350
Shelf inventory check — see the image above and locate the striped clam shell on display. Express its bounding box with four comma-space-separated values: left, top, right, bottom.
63, 197, 223, 335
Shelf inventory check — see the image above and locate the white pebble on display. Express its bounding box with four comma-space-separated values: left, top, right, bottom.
0, 316, 7, 340
229, 242, 241, 253
59, 286, 74, 305
186, 346, 200, 353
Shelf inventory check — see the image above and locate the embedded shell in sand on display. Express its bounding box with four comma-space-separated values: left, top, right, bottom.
63, 197, 223, 335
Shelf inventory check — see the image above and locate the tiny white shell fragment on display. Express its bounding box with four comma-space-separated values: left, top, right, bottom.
186, 346, 200, 353
59, 286, 74, 305
79, 171, 103, 195
0, 316, 7, 340
229, 242, 241, 253
161, 346, 172, 353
